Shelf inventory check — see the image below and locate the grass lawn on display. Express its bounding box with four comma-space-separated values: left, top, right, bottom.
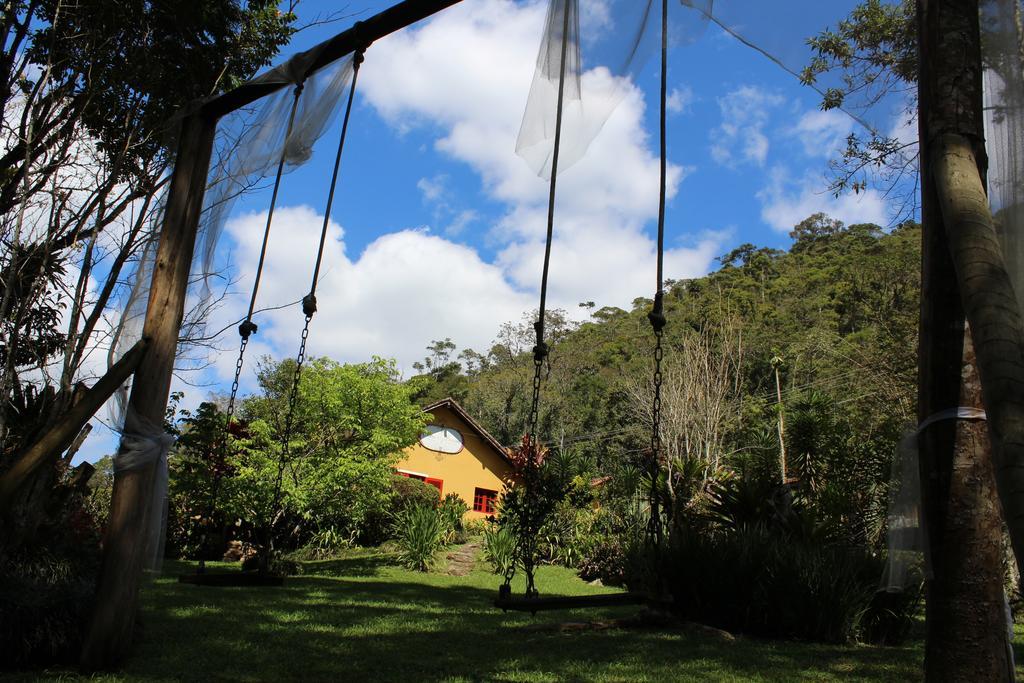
11, 546, 997, 682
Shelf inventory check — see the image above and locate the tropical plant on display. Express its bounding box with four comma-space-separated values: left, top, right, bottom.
393, 505, 445, 572
483, 523, 516, 576
437, 493, 469, 545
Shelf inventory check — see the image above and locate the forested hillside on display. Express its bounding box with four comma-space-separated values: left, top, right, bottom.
412, 212, 920, 544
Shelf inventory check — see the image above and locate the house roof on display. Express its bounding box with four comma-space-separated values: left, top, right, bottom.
422, 397, 512, 465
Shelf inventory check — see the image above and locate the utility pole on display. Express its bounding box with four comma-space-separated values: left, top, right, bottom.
771, 355, 787, 484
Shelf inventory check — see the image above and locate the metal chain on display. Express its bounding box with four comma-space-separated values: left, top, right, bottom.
527, 356, 544, 446
502, 0, 571, 598
646, 0, 671, 548
274, 316, 307, 472
268, 50, 365, 548
194, 84, 304, 573
647, 324, 665, 545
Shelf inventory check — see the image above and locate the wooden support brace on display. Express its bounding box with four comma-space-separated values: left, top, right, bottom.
0, 337, 148, 516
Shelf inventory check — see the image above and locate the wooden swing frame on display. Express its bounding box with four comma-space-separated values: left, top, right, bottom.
80, 0, 464, 668
73, 0, 1024, 672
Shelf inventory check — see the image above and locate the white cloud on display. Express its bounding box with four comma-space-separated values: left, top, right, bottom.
757, 165, 889, 233
216, 206, 532, 379
193, 0, 728, 396
360, 0, 717, 311
417, 174, 449, 203
789, 109, 854, 159
667, 85, 695, 115
444, 209, 478, 237
710, 85, 784, 167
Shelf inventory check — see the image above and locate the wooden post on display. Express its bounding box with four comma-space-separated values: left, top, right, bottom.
917, 0, 1014, 679
80, 112, 216, 670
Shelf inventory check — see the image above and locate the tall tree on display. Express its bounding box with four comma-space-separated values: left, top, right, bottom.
0, 0, 300, 532
918, 0, 1016, 678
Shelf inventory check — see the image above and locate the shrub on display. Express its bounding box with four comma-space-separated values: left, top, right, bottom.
0, 539, 100, 668
643, 526, 921, 644
463, 518, 488, 537
393, 505, 444, 571
578, 537, 629, 586
437, 493, 469, 544
483, 524, 516, 576
391, 474, 441, 513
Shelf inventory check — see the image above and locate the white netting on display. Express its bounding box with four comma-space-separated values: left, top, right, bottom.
982, 0, 1024, 310
882, 431, 924, 592
105, 46, 357, 569
882, 408, 989, 592
111, 409, 175, 572
517, 0, 906, 179
197, 52, 356, 303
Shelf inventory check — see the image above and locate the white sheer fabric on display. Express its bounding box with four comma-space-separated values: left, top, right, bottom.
982, 0, 1024, 312
106, 47, 358, 569
517, 0, 904, 179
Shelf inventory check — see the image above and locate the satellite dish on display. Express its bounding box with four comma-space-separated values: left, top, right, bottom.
419, 424, 464, 454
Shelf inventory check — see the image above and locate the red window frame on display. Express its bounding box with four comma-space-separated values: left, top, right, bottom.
473, 487, 498, 514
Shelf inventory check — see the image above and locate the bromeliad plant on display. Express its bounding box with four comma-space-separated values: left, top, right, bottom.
483, 523, 516, 575
499, 435, 571, 597
393, 504, 444, 572
437, 493, 470, 544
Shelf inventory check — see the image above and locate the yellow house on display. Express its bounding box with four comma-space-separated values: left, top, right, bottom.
395, 398, 513, 517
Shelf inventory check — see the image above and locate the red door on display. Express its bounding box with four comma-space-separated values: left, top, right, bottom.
425, 477, 443, 496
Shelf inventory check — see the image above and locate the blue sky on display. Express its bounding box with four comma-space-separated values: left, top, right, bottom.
79, 0, 913, 461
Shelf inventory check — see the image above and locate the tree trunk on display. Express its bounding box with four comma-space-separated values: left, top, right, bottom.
918, 0, 1015, 679
919, 332, 1011, 680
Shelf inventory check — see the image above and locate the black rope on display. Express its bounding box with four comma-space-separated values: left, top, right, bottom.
275, 50, 365, 540
227, 83, 305, 422
196, 83, 304, 574
646, 0, 669, 549
526, 0, 572, 447
507, 0, 573, 601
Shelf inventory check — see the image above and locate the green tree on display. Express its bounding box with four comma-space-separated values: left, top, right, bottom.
0, 0, 300, 545
229, 356, 426, 552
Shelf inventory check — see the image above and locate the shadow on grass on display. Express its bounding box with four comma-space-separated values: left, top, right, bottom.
119, 566, 923, 683
298, 553, 399, 578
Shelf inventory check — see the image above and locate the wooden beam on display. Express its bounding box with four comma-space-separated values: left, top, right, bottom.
80, 111, 216, 670
201, 0, 464, 121
0, 338, 147, 516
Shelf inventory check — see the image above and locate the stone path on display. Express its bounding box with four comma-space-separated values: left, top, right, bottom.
445, 539, 481, 576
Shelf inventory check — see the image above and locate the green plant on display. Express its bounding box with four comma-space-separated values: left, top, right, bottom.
437, 493, 469, 544
393, 505, 444, 571
483, 524, 517, 576
643, 525, 920, 644
463, 518, 488, 537
391, 474, 442, 513
0, 539, 100, 668
303, 527, 353, 560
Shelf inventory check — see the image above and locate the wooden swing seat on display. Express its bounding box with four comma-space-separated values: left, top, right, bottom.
178, 571, 284, 587
494, 591, 648, 613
